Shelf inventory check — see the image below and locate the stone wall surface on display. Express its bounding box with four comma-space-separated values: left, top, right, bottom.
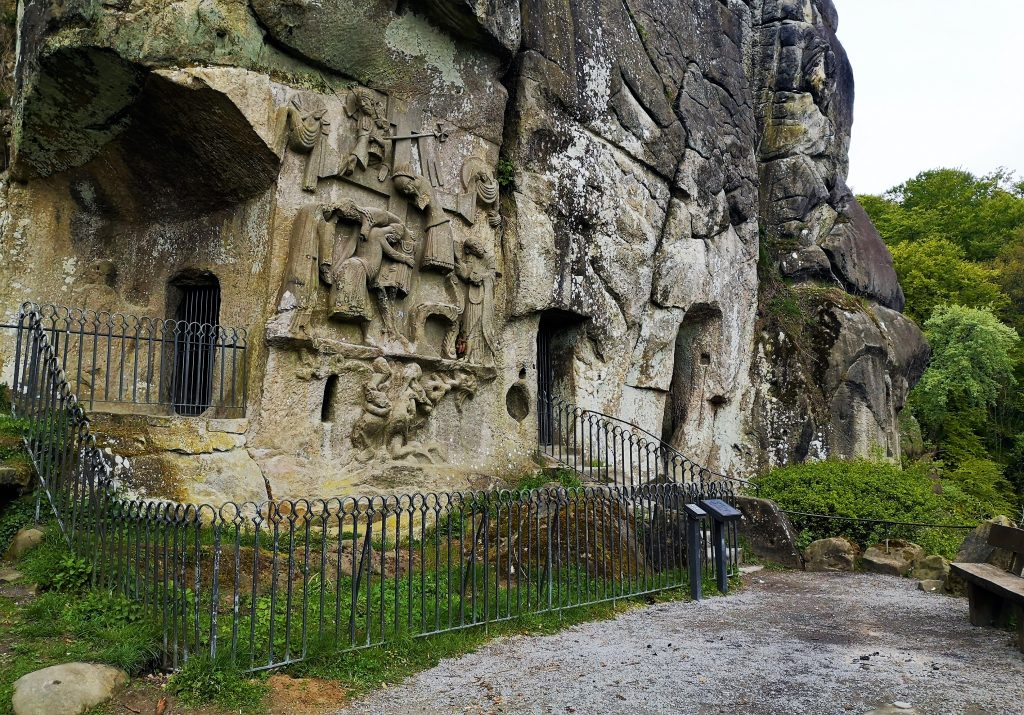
0, 0, 928, 502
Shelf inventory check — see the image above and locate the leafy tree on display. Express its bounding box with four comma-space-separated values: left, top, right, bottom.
889, 237, 1009, 323
945, 458, 1017, 519
993, 241, 1024, 333
910, 305, 1019, 443
860, 168, 1024, 262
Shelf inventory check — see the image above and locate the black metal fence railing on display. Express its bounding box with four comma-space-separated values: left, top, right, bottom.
11, 306, 741, 672
13, 302, 248, 417
537, 391, 757, 496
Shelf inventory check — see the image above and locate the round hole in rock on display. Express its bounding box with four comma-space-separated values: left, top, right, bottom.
519, 366, 527, 380
505, 382, 530, 422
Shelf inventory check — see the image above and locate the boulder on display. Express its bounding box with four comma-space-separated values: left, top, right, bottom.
954, 516, 1018, 568
861, 541, 924, 577
803, 537, 859, 572
910, 554, 950, 582
12, 663, 128, 715
735, 496, 803, 569
947, 516, 1018, 596
5, 527, 44, 560
917, 579, 943, 593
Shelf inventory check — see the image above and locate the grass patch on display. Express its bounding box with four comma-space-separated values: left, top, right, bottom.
0, 586, 161, 715
515, 468, 583, 491
168, 657, 268, 713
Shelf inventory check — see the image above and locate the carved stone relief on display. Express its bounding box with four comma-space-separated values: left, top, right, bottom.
350, 356, 477, 464
277, 95, 330, 192
268, 83, 503, 371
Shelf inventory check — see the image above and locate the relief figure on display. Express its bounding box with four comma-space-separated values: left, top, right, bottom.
351, 357, 393, 462
455, 234, 497, 365
341, 88, 391, 181
326, 199, 416, 345
278, 95, 330, 192
351, 359, 479, 464
462, 156, 501, 228
273, 204, 334, 340
393, 165, 456, 273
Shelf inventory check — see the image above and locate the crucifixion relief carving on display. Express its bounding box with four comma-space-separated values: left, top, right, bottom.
271, 82, 503, 461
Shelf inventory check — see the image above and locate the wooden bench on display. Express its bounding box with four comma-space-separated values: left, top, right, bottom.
950, 523, 1024, 652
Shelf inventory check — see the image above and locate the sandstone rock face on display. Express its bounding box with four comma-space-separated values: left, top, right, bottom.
804, 536, 859, 572
12, 663, 128, 715
0, 0, 926, 502
735, 496, 803, 569
953, 516, 1019, 570
910, 554, 950, 582
862, 541, 925, 577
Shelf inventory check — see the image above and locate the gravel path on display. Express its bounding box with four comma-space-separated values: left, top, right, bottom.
334, 570, 1024, 715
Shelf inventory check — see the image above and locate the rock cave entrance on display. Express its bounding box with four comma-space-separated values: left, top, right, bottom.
537, 310, 586, 444
661, 306, 722, 448
166, 273, 221, 416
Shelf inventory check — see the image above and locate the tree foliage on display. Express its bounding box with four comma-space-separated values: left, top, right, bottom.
911, 305, 1018, 437
859, 168, 1024, 514
889, 238, 1009, 323
862, 168, 1024, 262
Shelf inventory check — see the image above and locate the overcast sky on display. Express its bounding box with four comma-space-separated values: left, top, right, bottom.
834, 0, 1024, 196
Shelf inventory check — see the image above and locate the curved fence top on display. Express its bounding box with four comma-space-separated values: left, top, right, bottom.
20, 301, 248, 344
539, 392, 757, 493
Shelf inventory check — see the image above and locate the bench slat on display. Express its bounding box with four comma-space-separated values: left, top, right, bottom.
950, 562, 1024, 603
987, 524, 1024, 555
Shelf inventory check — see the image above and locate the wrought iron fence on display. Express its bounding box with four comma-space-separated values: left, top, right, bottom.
538, 390, 757, 495
13, 302, 248, 417
11, 306, 741, 672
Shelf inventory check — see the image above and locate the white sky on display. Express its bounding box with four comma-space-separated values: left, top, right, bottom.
834, 0, 1024, 195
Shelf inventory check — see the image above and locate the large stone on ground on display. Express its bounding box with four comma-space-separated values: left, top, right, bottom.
12, 663, 128, 715
947, 515, 1018, 596
910, 554, 950, 582
5, 527, 44, 560
803, 537, 859, 572
861, 541, 925, 577
736, 496, 803, 569
917, 579, 943, 593
954, 516, 1018, 568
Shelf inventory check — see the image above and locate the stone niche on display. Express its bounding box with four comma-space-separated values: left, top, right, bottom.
0, 0, 927, 503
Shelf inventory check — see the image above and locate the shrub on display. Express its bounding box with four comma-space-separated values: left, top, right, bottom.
19, 529, 93, 591
753, 459, 1008, 559
168, 657, 267, 712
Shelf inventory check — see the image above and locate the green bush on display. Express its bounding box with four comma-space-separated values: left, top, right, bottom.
18, 529, 93, 591
168, 657, 267, 712
753, 459, 1007, 559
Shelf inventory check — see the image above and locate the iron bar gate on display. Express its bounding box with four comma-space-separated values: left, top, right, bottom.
13, 302, 247, 417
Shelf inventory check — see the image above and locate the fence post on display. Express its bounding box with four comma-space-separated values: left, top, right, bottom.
684, 504, 708, 601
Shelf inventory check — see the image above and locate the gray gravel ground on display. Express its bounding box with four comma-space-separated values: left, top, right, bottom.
334, 570, 1024, 715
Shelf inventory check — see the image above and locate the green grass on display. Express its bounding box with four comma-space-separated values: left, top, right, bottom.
0, 584, 162, 715
168, 656, 268, 713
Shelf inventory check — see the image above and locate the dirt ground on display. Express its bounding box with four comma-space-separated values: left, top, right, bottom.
333, 570, 1024, 715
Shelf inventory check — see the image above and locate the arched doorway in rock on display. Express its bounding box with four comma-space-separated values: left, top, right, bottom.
661, 305, 723, 449
166, 272, 221, 416
536, 310, 586, 444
